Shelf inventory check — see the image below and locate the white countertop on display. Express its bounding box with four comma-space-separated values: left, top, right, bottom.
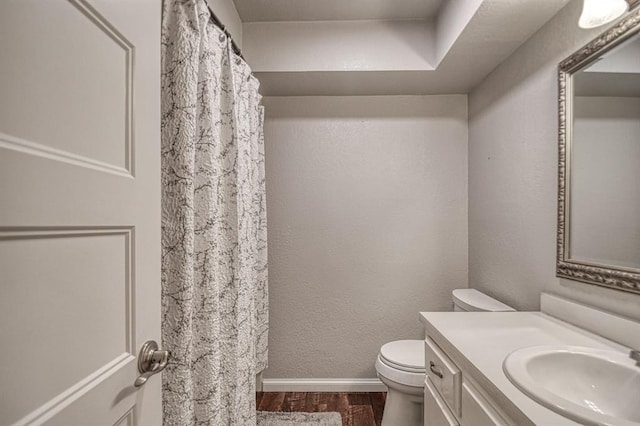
419, 311, 630, 425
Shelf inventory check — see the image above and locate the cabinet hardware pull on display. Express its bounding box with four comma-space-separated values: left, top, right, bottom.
429, 361, 444, 379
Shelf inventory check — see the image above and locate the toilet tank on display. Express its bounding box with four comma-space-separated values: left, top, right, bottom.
452, 289, 515, 312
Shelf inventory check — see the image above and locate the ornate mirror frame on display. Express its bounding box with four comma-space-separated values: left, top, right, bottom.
557, 6, 640, 294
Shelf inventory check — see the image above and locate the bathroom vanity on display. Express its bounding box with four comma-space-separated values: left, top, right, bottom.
420, 293, 640, 426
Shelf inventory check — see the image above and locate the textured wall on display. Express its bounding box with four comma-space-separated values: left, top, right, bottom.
468, 0, 640, 318
263, 95, 468, 378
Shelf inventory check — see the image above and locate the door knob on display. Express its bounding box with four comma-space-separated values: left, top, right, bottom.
135, 340, 169, 387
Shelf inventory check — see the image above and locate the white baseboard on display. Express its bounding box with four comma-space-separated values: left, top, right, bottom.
261, 378, 386, 392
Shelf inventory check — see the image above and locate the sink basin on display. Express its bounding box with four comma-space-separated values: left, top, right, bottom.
503, 345, 640, 426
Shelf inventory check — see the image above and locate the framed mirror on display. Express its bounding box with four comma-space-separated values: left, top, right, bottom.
557, 6, 640, 293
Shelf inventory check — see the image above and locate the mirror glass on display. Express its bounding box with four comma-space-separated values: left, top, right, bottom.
570, 33, 640, 270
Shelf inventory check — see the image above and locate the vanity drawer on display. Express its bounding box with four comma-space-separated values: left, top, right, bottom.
425, 377, 460, 426
425, 336, 461, 416
461, 379, 508, 426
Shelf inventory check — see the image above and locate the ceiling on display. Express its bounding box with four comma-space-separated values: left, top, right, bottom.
233, 0, 444, 22
224, 0, 576, 95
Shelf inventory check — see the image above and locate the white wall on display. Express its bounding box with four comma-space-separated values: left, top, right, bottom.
468, 0, 640, 318
263, 95, 468, 378
435, 0, 483, 64
206, 0, 242, 48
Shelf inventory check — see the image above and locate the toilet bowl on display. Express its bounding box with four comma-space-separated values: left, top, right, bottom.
376, 340, 425, 426
375, 289, 514, 426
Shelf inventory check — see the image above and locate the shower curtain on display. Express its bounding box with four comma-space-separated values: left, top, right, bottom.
161, 1, 268, 424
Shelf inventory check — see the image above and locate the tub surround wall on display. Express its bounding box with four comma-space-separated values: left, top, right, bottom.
264, 95, 468, 380
468, 0, 640, 319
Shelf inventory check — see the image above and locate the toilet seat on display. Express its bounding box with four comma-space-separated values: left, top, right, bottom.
376, 356, 424, 387
379, 340, 425, 373
375, 340, 425, 388
379, 357, 424, 374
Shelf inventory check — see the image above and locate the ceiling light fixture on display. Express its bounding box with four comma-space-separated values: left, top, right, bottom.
579, 0, 629, 29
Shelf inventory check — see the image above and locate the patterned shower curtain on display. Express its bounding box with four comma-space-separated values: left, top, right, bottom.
161, 0, 268, 424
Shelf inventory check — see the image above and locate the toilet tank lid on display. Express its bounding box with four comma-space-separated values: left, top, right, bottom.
452, 289, 515, 312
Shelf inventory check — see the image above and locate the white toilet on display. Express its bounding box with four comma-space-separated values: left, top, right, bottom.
375, 289, 514, 426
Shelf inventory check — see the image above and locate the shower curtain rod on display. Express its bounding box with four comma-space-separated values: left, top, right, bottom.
207, 5, 244, 59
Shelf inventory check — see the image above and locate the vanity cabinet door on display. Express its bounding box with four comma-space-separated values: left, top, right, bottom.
425, 377, 459, 426
461, 379, 508, 426
425, 337, 462, 415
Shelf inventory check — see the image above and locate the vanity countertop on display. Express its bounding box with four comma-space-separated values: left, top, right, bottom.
419, 310, 630, 425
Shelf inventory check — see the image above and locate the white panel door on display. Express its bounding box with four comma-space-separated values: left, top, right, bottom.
0, 0, 161, 425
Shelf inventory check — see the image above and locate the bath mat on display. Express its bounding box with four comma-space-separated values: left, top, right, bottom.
257, 411, 342, 426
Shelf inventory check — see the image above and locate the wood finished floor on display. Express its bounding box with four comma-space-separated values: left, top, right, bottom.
256, 392, 387, 426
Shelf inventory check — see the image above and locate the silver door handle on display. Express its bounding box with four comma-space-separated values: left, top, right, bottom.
135, 340, 169, 387
429, 361, 443, 379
